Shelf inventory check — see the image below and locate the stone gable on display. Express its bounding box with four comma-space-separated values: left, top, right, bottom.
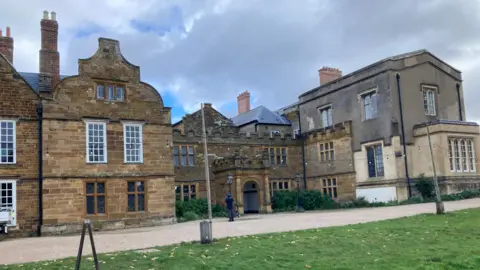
175, 104, 237, 135
0, 54, 41, 237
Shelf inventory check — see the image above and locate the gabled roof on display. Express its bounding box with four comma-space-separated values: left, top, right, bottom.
18, 72, 70, 93
231, 105, 291, 127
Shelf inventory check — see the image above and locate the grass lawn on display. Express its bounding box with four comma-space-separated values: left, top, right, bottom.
3, 208, 480, 270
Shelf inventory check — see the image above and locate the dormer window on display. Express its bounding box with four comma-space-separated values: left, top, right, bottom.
96, 83, 125, 101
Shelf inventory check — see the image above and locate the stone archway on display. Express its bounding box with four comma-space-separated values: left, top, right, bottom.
243, 181, 260, 214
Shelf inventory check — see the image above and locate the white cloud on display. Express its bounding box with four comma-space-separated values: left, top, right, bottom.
2, 0, 480, 120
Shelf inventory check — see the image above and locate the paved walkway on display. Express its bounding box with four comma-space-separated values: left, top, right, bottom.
1, 198, 480, 265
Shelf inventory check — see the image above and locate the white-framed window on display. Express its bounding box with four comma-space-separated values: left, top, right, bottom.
422, 85, 436, 116
293, 129, 300, 139
366, 144, 384, 177
448, 138, 476, 172
362, 91, 378, 120
319, 106, 332, 128
0, 180, 16, 226
86, 121, 107, 163
0, 120, 16, 164
123, 124, 143, 163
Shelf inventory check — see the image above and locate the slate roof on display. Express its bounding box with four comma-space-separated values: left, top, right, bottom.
230, 105, 291, 127
18, 72, 70, 93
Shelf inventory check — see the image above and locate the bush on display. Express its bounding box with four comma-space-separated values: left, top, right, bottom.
441, 189, 480, 201
272, 190, 338, 211
176, 198, 226, 221
414, 174, 435, 199
182, 211, 199, 222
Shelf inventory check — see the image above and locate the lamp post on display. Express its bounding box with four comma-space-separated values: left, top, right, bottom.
295, 172, 304, 212
226, 172, 233, 194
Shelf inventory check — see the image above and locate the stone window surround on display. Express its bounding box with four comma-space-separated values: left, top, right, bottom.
421, 84, 438, 116
84, 119, 108, 164
270, 180, 291, 197
358, 87, 378, 121
322, 177, 337, 199
173, 145, 195, 167
362, 140, 385, 178
0, 119, 16, 165
317, 103, 333, 128
122, 121, 144, 164
264, 147, 288, 165
448, 137, 476, 173
175, 183, 198, 201
85, 181, 107, 216
127, 180, 147, 212
0, 179, 16, 227
317, 141, 335, 162
95, 81, 126, 102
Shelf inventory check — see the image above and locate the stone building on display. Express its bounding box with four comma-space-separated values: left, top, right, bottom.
1, 11, 480, 238
172, 102, 302, 214
0, 12, 174, 236
293, 50, 480, 202
175, 50, 480, 207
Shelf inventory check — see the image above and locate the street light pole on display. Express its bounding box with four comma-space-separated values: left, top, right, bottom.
295, 172, 304, 212
227, 172, 233, 194
425, 121, 445, 214
200, 103, 213, 244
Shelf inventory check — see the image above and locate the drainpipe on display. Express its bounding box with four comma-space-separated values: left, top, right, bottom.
296, 107, 307, 189
456, 83, 463, 121
396, 74, 412, 198
36, 103, 43, 237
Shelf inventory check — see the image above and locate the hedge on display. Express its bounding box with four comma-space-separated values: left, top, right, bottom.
176, 198, 227, 222
176, 189, 480, 221
271, 189, 480, 212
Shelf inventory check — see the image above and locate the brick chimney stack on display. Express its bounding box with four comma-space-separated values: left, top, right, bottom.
319, 67, 342, 85
39, 10, 60, 92
237, 91, 251, 115
0, 27, 14, 64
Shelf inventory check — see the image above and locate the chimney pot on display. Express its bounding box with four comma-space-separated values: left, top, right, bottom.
51, 11, 56, 21
0, 29, 2, 37
6, 27, 10, 37
43, 10, 49, 19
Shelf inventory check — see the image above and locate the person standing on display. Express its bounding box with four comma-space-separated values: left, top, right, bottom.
225, 193, 235, 222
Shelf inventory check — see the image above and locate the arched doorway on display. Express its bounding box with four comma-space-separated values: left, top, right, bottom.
243, 181, 259, 214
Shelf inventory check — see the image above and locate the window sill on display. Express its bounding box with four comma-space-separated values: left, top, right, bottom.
362, 117, 378, 122
85, 214, 107, 218
367, 176, 385, 181
0, 163, 17, 167
86, 162, 108, 164
124, 162, 144, 165
126, 211, 147, 215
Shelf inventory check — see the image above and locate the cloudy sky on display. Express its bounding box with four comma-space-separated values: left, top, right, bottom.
1, 0, 480, 123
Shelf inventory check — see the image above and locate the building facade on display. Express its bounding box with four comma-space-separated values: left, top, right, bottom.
295, 51, 479, 202
1, 12, 480, 237
0, 12, 174, 236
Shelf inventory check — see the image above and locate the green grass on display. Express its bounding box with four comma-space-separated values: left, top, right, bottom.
4, 208, 480, 270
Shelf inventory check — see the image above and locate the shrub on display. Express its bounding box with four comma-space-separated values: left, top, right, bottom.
176, 198, 226, 220
272, 190, 338, 211
414, 174, 435, 199
182, 211, 199, 222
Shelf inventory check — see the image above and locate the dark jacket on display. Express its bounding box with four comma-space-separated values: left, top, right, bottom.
225, 195, 234, 210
